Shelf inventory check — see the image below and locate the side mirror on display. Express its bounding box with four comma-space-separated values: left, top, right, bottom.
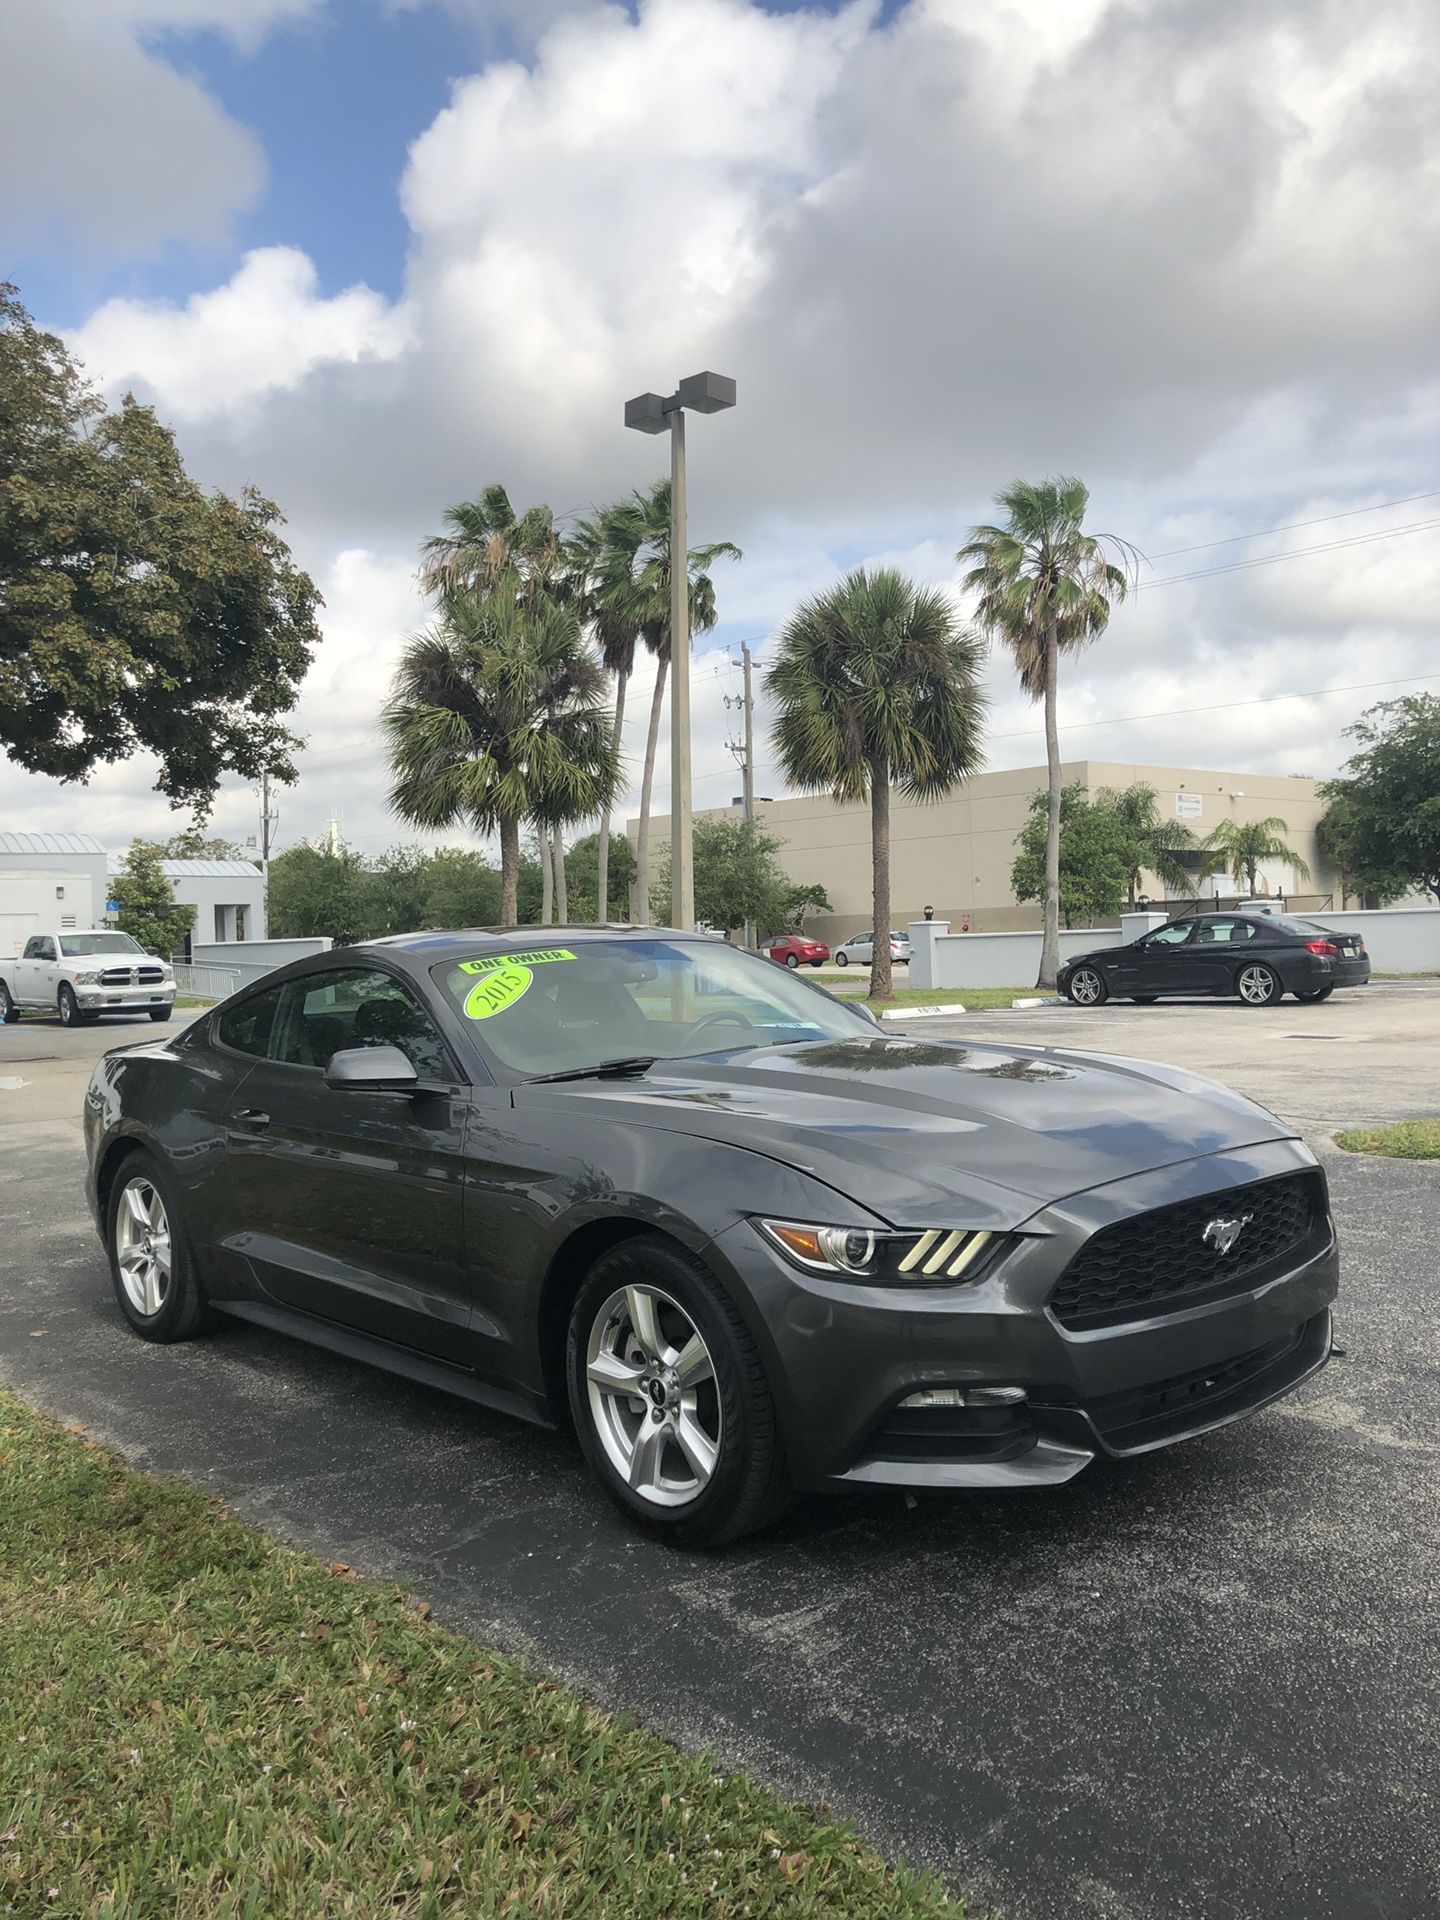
324, 1044, 419, 1092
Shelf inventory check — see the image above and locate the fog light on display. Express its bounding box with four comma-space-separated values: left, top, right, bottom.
898, 1386, 1028, 1409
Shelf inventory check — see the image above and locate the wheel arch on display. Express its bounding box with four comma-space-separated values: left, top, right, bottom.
94, 1131, 158, 1226
536, 1217, 691, 1425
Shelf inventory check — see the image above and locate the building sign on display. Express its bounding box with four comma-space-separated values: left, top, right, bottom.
1175, 792, 1203, 820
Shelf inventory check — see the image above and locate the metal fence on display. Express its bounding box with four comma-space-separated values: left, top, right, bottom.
173, 963, 242, 1002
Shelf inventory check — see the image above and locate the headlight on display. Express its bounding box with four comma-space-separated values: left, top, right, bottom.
72, 970, 101, 985
756, 1218, 1008, 1284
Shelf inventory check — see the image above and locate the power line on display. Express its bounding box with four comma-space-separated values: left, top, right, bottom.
1144, 516, 1440, 587
1147, 488, 1440, 559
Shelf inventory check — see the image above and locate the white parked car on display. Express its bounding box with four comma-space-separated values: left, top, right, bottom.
832, 930, 911, 968
0, 930, 176, 1027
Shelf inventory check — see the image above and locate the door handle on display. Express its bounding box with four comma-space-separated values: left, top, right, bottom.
236, 1108, 271, 1134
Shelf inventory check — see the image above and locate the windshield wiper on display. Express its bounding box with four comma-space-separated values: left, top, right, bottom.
524, 1056, 658, 1085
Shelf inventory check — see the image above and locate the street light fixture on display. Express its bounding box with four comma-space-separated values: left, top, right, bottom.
624, 369, 736, 929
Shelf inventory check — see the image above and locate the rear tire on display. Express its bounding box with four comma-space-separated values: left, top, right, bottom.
1065, 967, 1108, 1006
567, 1235, 792, 1547
105, 1150, 213, 1342
810, 959, 824, 969
1295, 985, 1334, 1004
1236, 963, 1283, 1006
785, 953, 799, 968
0, 983, 18, 1024
1131, 996, 1159, 1005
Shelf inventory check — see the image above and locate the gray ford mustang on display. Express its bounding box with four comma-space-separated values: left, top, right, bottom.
84, 928, 1337, 1544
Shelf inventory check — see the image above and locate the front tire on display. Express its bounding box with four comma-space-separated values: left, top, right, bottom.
567, 1235, 791, 1547
105, 1150, 212, 1342
1236, 963, 1283, 1006
0, 982, 18, 1024
57, 983, 90, 1027
149, 1006, 172, 1022
835, 951, 848, 967
1065, 967, 1108, 1006
1295, 984, 1334, 1004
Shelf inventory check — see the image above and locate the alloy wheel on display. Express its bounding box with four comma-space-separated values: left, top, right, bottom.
114, 1177, 172, 1316
585, 1283, 722, 1508
1238, 965, 1278, 1006
1070, 968, 1104, 1005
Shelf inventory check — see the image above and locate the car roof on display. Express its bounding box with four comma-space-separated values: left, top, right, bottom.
361, 924, 706, 958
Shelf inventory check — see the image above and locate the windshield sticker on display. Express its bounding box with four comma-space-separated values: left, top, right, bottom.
458, 949, 576, 974
463, 963, 536, 1020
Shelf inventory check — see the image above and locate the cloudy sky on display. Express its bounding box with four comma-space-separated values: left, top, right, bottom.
4, 0, 1438, 861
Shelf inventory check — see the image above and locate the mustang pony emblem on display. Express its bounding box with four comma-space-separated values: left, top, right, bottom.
1202, 1213, 1253, 1256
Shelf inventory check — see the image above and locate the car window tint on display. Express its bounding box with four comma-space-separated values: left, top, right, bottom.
215, 984, 284, 1058
274, 967, 451, 1078
22, 937, 42, 959
1194, 919, 1256, 944
1146, 923, 1192, 946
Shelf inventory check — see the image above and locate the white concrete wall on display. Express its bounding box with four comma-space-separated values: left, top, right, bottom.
0, 872, 97, 953
169, 871, 267, 943
190, 937, 330, 986
1305, 908, 1440, 973
908, 920, 1124, 989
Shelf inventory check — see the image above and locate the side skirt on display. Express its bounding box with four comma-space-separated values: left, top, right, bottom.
218, 1299, 556, 1430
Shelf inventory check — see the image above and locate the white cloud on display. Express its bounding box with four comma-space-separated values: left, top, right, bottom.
0, 1, 326, 254
70, 250, 415, 421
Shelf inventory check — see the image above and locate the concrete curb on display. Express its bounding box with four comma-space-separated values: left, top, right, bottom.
879, 1004, 964, 1020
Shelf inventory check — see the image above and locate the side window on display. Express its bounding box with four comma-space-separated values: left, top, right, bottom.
1145, 923, 1192, 947
37, 937, 56, 961
215, 983, 284, 1058
274, 968, 451, 1079
22, 937, 42, 960
1201, 918, 1255, 945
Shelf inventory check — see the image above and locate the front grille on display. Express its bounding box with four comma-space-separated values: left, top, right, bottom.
98, 965, 165, 987
1076, 1314, 1327, 1449
1050, 1172, 1325, 1330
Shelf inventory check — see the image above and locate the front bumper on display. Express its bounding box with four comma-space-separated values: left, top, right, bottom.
709, 1137, 1338, 1491
76, 986, 175, 1012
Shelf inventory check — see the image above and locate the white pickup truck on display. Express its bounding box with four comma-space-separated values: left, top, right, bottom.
0, 930, 176, 1027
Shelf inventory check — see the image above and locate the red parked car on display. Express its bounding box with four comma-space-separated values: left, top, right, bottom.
765, 934, 830, 969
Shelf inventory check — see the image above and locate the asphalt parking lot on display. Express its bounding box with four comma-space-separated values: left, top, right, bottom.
2, 994, 1437, 1920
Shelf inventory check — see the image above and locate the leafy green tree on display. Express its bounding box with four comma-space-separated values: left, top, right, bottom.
767, 567, 986, 999
1201, 817, 1312, 898
575, 481, 739, 921
564, 831, 636, 923
367, 846, 432, 937
0, 284, 321, 812
1011, 786, 1132, 928
1318, 695, 1440, 905
161, 831, 252, 862
651, 818, 829, 937
959, 477, 1137, 989
266, 840, 376, 946
1094, 783, 1199, 906
420, 847, 503, 929
384, 581, 618, 926
112, 842, 196, 958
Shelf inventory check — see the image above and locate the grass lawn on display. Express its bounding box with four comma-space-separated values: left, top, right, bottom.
1334, 1118, 1440, 1160
0, 1393, 958, 1919
829, 986, 1038, 1012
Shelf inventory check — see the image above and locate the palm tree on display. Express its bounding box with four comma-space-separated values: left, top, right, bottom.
419, 483, 566, 606
579, 481, 739, 923
767, 567, 987, 1000
958, 478, 1139, 990
1202, 817, 1312, 900
566, 511, 644, 923
384, 580, 619, 926
1096, 783, 1200, 907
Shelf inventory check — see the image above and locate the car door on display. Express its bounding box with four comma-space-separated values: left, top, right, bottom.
1122, 920, 1202, 995
1187, 915, 1261, 994
853, 932, 874, 963
22, 935, 56, 1005
220, 963, 475, 1361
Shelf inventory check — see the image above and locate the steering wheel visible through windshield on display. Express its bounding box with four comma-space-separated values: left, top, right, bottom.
433, 938, 873, 1080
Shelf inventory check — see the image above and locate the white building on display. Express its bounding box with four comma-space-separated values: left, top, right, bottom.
104, 856, 268, 949
0, 831, 108, 952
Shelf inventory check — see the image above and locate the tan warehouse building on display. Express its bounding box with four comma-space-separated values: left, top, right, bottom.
642, 760, 1335, 943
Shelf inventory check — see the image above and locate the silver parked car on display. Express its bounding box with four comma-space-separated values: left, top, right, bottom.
833, 930, 911, 968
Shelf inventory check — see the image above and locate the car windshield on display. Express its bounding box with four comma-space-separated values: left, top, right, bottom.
434, 937, 873, 1079
58, 933, 146, 957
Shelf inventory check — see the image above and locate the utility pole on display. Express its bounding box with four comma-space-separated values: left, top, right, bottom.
727, 641, 757, 948
260, 770, 278, 881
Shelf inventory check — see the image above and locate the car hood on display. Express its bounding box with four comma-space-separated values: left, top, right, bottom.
515, 1034, 1295, 1228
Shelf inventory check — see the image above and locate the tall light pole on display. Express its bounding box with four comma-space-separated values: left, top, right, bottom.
624, 371, 736, 929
